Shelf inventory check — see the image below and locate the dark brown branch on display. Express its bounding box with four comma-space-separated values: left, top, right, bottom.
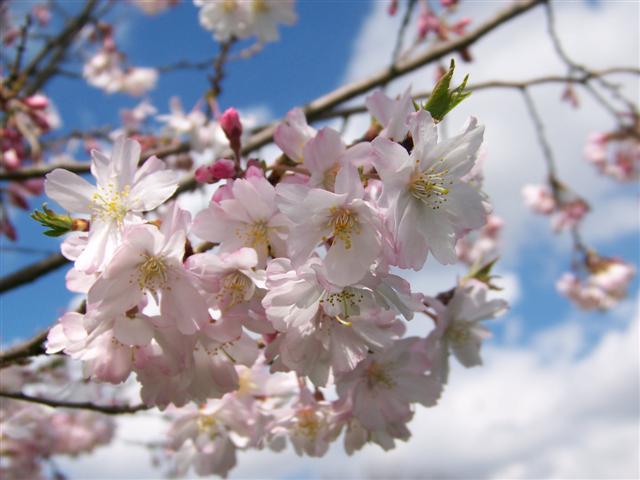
208, 39, 235, 101
18, 0, 100, 96
0, 253, 69, 294
0, 390, 149, 415
0, 330, 49, 367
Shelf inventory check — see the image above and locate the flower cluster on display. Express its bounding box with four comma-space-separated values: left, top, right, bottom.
83, 30, 157, 97
0, 362, 116, 479
522, 182, 589, 232
584, 131, 639, 182
42, 87, 508, 476
557, 253, 635, 310
194, 0, 297, 44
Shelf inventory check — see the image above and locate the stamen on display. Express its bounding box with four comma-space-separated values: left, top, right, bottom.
218, 271, 252, 309
297, 408, 321, 438
327, 207, 360, 249
410, 166, 452, 209
366, 361, 395, 389
445, 323, 471, 344
91, 183, 130, 225
137, 254, 168, 291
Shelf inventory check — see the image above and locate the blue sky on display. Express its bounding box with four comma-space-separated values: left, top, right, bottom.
1, 1, 638, 478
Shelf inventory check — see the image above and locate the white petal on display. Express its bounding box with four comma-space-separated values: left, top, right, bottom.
129, 169, 179, 212
45, 169, 95, 213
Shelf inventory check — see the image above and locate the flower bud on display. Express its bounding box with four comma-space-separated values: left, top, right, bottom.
210, 158, 236, 179
24, 94, 49, 110
220, 108, 242, 156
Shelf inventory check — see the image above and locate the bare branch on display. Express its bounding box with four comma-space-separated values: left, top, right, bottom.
0, 390, 149, 415
18, 0, 101, 96
1, 0, 542, 185
521, 88, 558, 180
0, 330, 49, 368
0, 253, 69, 294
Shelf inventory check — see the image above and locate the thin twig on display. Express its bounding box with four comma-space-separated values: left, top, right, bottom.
391, 0, 418, 65
0, 391, 149, 415
521, 87, 558, 180
18, 0, 100, 96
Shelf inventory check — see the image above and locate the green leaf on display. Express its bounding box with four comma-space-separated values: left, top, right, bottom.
31, 203, 73, 237
465, 257, 503, 290
423, 59, 471, 122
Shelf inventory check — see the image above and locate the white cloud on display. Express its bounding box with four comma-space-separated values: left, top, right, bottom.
59, 296, 639, 479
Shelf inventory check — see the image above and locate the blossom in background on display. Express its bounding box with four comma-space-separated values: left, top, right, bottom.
83, 46, 158, 96
584, 131, 640, 182
424, 279, 508, 384
131, 0, 179, 15
557, 255, 635, 310
522, 183, 589, 232
194, 0, 297, 44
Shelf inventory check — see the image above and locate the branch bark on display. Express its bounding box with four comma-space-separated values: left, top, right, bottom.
0, 253, 69, 294
1, 0, 543, 184
0, 330, 49, 367
0, 390, 149, 415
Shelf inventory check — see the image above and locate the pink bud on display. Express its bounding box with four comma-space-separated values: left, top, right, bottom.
388, 0, 398, 16
32, 5, 51, 26
211, 182, 234, 203
450, 17, 471, 36
8, 185, 29, 210
1, 218, 17, 241
195, 165, 216, 184
244, 165, 264, 179
210, 158, 236, 179
23, 94, 49, 110
23, 178, 45, 196
220, 108, 242, 142
2, 149, 21, 170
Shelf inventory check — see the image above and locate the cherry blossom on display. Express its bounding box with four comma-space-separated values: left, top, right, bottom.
45, 137, 179, 272
372, 109, 486, 268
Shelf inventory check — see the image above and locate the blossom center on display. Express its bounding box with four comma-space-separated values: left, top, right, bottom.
197, 414, 218, 439
321, 163, 340, 190
91, 184, 130, 225
247, 220, 269, 248
445, 323, 471, 344
137, 254, 168, 291
296, 408, 321, 438
218, 271, 252, 309
222, 0, 237, 13
410, 168, 451, 209
323, 289, 364, 321
366, 361, 395, 389
327, 207, 360, 249
253, 0, 270, 14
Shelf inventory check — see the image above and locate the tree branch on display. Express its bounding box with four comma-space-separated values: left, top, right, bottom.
0, 390, 149, 415
1, 0, 542, 185
0, 330, 49, 367
0, 253, 69, 294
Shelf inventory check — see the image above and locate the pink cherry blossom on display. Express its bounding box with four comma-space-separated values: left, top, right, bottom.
424, 279, 507, 384
192, 174, 290, 267
45, 137, 178, 273
365, 87, 414, 142
372, 110, 486, 268
274, 108, 317, 163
